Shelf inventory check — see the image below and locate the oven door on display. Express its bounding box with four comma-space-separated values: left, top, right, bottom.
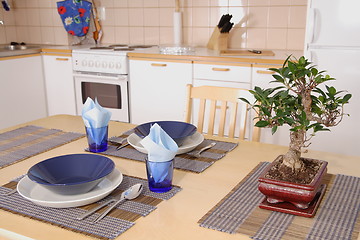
74, 73, 129, 122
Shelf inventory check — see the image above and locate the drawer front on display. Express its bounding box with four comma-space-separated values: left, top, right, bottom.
193, 63, 251, 83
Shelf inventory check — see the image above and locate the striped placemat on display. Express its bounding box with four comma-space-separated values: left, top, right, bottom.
0, 125, 85, 169
0, 174, 181, 240
96, 130, 238, 173
198, 162, 360, 240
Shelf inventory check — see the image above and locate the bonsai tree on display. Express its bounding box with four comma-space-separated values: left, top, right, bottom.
241, 56, 351, 180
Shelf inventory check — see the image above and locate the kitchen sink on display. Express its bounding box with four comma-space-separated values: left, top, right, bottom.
0, 44, 42, 57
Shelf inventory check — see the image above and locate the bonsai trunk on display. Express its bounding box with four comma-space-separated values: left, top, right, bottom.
282, 130, 305, 172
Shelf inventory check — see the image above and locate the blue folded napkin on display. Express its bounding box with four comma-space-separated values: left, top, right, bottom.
82, 97, 111, 145
140, 124, 178, 182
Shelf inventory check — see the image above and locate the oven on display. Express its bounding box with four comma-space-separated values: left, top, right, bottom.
72, 48, 130, 122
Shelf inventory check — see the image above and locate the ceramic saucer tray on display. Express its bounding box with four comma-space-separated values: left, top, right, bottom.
101, 129, 238, 173
0, 174, 181, 240
198, 162, 360, 240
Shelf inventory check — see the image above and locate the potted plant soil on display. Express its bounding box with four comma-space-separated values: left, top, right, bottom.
240, 56, 352, 217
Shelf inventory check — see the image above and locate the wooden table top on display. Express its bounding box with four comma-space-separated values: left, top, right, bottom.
0, 115, 359, 240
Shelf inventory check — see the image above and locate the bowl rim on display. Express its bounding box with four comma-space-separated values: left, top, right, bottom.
134, 120, 197, 138
27, 154, 115, 186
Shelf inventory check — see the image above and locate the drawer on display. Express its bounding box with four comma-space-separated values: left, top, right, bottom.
193, 62, 251, 83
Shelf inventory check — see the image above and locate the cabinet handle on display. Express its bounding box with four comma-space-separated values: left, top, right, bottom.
212, 67, 230, 72
151, 63, 167, 67
256, 70, 274, 74
56, 58, 69, 61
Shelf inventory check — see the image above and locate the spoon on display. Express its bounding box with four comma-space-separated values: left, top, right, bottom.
193, 142, 216, 158
93, 183, 143, 223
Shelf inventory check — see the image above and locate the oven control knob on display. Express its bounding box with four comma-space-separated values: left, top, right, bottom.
95, 61, 101, 68
109, 62, 114, 69
102, 61, 108, 68
88, 60, 94, 67
115, 62, 121, 69
81, 60, 87, 67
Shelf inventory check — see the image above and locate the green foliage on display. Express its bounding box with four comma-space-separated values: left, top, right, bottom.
241, 56, 352, 136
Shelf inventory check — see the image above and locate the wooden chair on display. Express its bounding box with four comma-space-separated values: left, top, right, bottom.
185, 84, 260, 141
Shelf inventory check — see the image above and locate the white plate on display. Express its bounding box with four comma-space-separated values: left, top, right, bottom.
17, 168, 123, 208
127, 132, 204, 155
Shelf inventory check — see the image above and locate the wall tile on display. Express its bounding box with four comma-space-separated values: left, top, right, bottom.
247, 7, 268, 28
144, 8, 160, 26
129, 26, 144, 44
144, 27, 160, 44
0, 27, 6, 43
192, 7, 210, 27
144, 0, 159, 8
289, 6, 306, 28
246, 28, 267, 48
39, 9, 53, 27
4, 0, 306, 50
27, 26, 42, 43
129, 8, 144, 26
159, 8, 173, 27
101, 26, 116, 43
41, 26, 55, 44
115, 26, 130, 44
114, 9, 129, 26
266, 28, 287, 49
159, 27, 173, 44
268, 6, 289, 28
128, 0, 143, 8
287, 28, 305, 50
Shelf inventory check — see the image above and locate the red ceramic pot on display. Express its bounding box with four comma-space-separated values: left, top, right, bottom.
258, 155, 328, 209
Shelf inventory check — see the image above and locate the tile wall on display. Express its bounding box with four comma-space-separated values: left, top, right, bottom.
0, 0, 307, 51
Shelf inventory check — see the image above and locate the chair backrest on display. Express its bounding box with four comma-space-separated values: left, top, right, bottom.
185, 84, 260, 141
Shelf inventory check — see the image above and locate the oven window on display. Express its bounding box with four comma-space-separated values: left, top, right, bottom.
81, 82, 122, 109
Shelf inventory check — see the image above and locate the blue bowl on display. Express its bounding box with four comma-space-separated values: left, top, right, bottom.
27, 154, 115, 195
134, 121, 197, 146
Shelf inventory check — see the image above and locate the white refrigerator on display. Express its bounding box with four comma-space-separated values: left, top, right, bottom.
303, 0, 360, 156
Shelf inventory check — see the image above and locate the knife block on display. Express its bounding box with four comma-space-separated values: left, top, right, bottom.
207, 27, 229, 51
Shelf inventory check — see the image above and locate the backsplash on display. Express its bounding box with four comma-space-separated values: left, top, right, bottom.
0, 0, 307, 51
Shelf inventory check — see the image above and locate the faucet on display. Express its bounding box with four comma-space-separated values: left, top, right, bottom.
0, 20, 4, 25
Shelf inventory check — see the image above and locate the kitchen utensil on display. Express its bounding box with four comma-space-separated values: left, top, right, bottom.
128, 131, 204, 155
92, 183, 143, 223
91, 0, 102, 44
193, 142, 216, 158
116, 142, 129, 150
17, 169, 123, 208
248, 49, 262, 54
27, 154, 114, 195
108, 138, 127, 148
135, 121, 197, 146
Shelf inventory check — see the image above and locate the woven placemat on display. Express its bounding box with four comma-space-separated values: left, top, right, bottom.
0, 125, 85, 169
198, 162, 360, 240
0, 174, 181, 240
95, 130, 238, 173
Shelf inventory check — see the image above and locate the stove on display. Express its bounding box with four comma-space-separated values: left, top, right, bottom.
72, 44, 157, 75
72, 44, 157, 123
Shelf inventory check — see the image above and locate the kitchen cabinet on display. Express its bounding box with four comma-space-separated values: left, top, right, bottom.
0, 55, 47, 129
42, 53, 76, 116
129, 58, 192, 124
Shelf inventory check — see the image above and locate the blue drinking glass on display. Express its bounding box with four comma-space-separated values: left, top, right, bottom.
146, 158, 174, 193
85, 126, 108, 153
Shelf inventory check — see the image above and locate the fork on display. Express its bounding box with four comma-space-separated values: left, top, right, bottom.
108, 138, 128, 150
193, 142, 216, 158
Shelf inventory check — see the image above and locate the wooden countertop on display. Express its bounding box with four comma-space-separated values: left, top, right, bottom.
0, 115, 359, 240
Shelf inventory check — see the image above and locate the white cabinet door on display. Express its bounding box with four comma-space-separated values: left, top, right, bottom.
42, 54, 76, 116
0, 55, 47, 129
251, 65, 290, 146
129, 59, 192, 124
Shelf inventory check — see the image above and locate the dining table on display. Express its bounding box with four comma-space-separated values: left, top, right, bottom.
0, 114, 359, 240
